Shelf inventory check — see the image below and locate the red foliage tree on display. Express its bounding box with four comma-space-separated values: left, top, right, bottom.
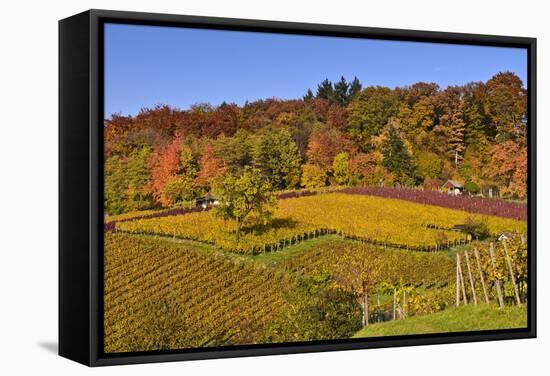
485, 141, 527, 199
150, 137, 183, 206
327, 103, 348, 129
195, 143, 224, 188
306, 128, 357, 170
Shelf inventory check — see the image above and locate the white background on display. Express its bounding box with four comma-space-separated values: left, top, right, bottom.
0, 0, 547, 374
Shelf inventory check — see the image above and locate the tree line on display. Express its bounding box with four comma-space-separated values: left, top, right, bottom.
105, 72, 527, 216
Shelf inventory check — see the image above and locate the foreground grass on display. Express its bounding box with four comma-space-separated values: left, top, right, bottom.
353, 304, 527, 338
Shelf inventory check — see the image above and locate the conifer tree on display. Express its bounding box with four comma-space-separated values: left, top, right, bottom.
448, 103, 466, 170
347, 76, 362, 104
316, 78, 334, 102
333, 76, 350, 106
381, 126, 416, 186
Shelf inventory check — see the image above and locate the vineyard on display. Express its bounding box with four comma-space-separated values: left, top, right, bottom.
104, 190, 528, 352
116, 211, 322, 254
453, 236, 528, 308
278, 234, 528, 325
115, 193, 525, 254
104, 233, 299, 352
280, 238, 456, 318
339, 187, 527, 220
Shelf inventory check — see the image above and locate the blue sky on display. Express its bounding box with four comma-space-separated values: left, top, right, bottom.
104, 23, 527, 118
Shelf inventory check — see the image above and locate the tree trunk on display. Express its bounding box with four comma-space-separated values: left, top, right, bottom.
455, 150, 458, 170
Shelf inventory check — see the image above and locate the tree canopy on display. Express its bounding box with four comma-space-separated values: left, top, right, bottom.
104, 72, 528, 216
212, 167, 277, 242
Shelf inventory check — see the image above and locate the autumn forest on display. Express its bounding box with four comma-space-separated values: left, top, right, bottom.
104, 72, 527, 216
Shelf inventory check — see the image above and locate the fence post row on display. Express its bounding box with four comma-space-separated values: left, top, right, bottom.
455, 239, 523, 310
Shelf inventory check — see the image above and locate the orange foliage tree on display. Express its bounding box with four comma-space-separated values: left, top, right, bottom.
150, 137, 183, 206
195, 143, 224, 189
485, 141, 527, 199
306, 128, 356, 170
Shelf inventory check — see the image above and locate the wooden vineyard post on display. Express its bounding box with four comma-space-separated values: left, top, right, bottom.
503, 240, 521, 306
377, 291, 381, 323
402, 291, 407, 318
489, 242, 505, 309
464, 250, 478, 305
457, 253, 468, 304
456, 253, 460, 307
362, 282, 369, 327
474, 248, 490, 304
521, 234, 526, 245
393, 288, 397, 320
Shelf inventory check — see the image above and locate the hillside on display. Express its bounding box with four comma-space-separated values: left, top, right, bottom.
353, 304, 527, 338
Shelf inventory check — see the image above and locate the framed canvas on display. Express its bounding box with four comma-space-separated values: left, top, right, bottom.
59, 9, 536, 366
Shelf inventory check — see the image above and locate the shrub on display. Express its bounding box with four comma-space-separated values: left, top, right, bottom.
301, 164, 326, 189
260, 274, 362, 342
464, 181, 481, 195
463, 216, 491, 240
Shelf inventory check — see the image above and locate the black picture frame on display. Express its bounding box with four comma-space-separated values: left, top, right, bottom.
59, 9, 537, 367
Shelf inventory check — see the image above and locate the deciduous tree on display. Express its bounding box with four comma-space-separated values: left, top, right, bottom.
485, 141, 527, 198
333, 152, 351, 186
212, 167, 276, 242
486, 72, 527, 142
349, 152, 392, 187
252, 127, 302, 189
195, 143, 224, 189
306, 128, 356, 170
125, 146, 154, 211
347, 86, 399, 151
301, 164, 326, 189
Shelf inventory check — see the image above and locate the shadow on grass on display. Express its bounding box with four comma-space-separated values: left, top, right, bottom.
240, 217, 300, 235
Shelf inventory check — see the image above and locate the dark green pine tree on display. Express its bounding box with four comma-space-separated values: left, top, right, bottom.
382, 126, 416, 187
316, 78, 334, 102
347, 76, 363, 104
333, 76, 349, 106
303, 88, 314, 101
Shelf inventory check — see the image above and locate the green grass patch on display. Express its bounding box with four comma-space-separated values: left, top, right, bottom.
353, 304, 527, 338
249, 235, 343, 264
126, 232, 343, 265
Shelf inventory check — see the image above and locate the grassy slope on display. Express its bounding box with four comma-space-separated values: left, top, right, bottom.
129, 232, 343, 263
353, 304, 527, 338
